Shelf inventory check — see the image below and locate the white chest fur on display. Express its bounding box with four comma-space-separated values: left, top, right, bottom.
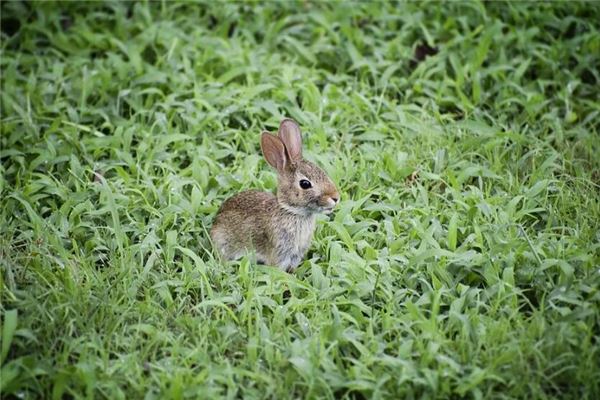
273, 213, 316, 271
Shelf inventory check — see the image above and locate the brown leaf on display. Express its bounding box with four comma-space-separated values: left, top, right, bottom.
406, 170, 419, 186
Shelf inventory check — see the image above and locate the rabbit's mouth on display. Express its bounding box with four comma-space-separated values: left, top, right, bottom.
318, 203, 338, 216
321, 206, 335, 215
316, 198, 338, 215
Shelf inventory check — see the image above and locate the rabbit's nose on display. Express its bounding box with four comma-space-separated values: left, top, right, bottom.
324, 194, 339, 207
324, 197, 335, 207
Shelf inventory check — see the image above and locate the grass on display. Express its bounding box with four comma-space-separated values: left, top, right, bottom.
1, 1, 599, 398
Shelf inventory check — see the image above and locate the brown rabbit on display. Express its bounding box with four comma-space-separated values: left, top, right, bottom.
210, 119, 339, 272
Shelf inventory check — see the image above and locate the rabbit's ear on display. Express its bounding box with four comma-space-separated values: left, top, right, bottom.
278, 119, 302, 161
261, 132, 287, 171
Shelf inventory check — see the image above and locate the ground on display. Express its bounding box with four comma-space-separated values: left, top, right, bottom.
1, 2, 599, 399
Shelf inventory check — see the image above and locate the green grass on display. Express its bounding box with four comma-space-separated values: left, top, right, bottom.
1, 1, 599, 399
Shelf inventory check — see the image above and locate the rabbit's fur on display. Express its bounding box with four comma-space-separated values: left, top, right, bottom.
210, 119, 339, 272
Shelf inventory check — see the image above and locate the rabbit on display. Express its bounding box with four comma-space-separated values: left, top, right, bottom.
210, 118, 339, 272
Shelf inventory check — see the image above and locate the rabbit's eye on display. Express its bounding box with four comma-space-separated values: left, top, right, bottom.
299, 179, 312, 189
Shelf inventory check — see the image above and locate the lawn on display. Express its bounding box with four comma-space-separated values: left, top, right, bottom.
1, 1, 599, 399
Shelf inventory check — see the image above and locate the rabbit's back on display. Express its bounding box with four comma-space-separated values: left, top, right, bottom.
210, 190, 276, 263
